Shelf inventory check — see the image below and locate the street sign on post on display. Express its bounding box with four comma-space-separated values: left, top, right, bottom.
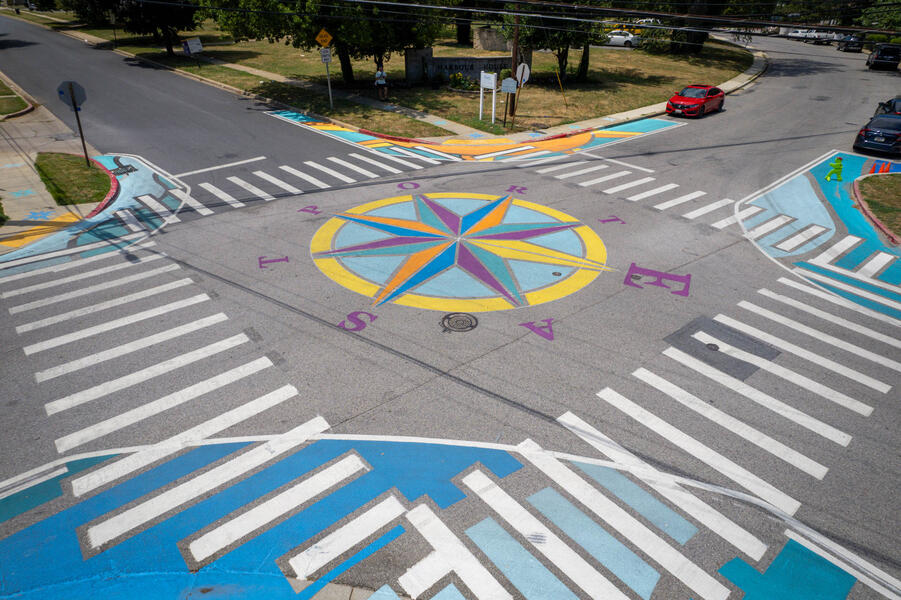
316, 32, 334, 110
57, 81, 90, 168
316, 28, 333, 47
57, 80, 86, 111
500, 77, 518, 93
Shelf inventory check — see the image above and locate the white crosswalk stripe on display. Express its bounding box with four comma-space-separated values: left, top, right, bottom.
86, 418, 328, 549
633, 367, 829, 478
663, 346, 852, 445
746, 214, 793, 239
34, 313, 229, 383
518, 439, 732, 600
462, 468, 630, 600
15, 279, 194, 334
1, 253, 165, 299
253, 170, 302, 194
349, 153, 402, 174
288, 492, 403, 579
69, 384, 296, 494
627, 183, 679, 201
327, 156, 378, 178
44, 333, 250, 415
579, 170, 631, 187
682, 199, 733, 220
198, 182, 245, 208
773, 224, 828, 251
137, 194, 180, 223
227, 176, 275, 201
303, 161, 357, 183
654, 190, 705, 210
809, 235, 862, 265
536, 161, 587, 174
603, 176, 656, 195
557, 412, 768, 560
856, 251, 895, 278
57, 358, 274, 455
9, 264, 181, 314
554, 164, 608, 179
169, 188, 214, 216
115, 209, 147, 232
279, 165, 330, 189
597, 388, 802, 515
711, 205, 763, 229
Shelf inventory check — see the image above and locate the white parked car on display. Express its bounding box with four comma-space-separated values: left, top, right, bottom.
606, 30, 641, 47
787, 29, 809, 39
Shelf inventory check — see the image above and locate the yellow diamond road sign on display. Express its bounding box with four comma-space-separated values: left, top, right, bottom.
316, 29, 332, 47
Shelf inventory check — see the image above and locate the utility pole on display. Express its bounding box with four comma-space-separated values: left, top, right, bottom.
510, 15, 519, 116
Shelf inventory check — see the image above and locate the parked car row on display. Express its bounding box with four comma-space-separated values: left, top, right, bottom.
786, 29, 841, 44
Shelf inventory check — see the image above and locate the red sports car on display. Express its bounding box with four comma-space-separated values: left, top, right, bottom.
666, 85, 725, 117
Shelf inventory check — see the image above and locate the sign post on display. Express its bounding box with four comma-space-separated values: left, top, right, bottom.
57, 81, 90, 168
316, 29, 334, 110
479, 71, 497, 124
500, 77, 517, 127
511, 63, 530, 129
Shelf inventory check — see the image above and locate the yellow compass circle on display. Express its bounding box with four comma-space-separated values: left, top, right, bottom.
310, 192, 608, 312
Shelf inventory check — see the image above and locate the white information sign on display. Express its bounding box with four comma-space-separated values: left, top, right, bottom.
500, 77, 518, 94
320, 47, 331, 63
478, 71, 497, 124
183, 37, 203, 56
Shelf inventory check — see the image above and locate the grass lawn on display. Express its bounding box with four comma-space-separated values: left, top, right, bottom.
0, 96, 27, 115
859, 173, 901, 237
0, 81, 13, 95
34, 153, 111, 206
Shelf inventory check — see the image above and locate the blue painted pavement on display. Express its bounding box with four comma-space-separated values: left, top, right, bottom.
719, 539, 856, 600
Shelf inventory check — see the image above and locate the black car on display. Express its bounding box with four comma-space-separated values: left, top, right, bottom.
875, 96, 901, 116
836, 35, 863, 52
854, 115, 901, 155
867, 44, 901, 70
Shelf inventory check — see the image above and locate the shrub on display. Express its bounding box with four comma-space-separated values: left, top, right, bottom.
867, 33, 889, 44
891, 37, 901, 45
449, 72, 477, 90
0, 199, 8, 226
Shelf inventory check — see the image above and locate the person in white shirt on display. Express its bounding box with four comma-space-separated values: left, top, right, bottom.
374, 60, 388, 100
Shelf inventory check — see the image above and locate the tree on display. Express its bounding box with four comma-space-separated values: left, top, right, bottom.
208, 0, 448, 84
119, 0, 200, 55
858, 0, 901, 31
58, 0, 115, 25
500, 1, 596, 82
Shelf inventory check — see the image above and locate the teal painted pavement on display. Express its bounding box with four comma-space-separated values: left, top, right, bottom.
719, 539, 856, 600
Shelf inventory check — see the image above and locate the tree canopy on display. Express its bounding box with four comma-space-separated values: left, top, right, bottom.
207, 0, 448, 83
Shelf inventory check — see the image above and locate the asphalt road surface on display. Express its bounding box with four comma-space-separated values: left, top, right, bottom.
1, 18, 900, 600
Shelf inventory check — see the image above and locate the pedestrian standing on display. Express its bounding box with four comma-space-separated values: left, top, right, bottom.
375, 61, 388, 101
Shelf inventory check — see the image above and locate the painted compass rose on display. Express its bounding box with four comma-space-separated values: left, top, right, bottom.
311, 192, 609, 312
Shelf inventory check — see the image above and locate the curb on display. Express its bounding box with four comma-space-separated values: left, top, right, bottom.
85, 158, 119, 218
852, 175, 900, 245
0, 67, 36, 121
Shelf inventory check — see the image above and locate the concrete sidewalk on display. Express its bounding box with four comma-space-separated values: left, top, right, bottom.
0, 71, 101, 255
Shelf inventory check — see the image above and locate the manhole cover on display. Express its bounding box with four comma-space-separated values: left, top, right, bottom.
441, 313, 478, 332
